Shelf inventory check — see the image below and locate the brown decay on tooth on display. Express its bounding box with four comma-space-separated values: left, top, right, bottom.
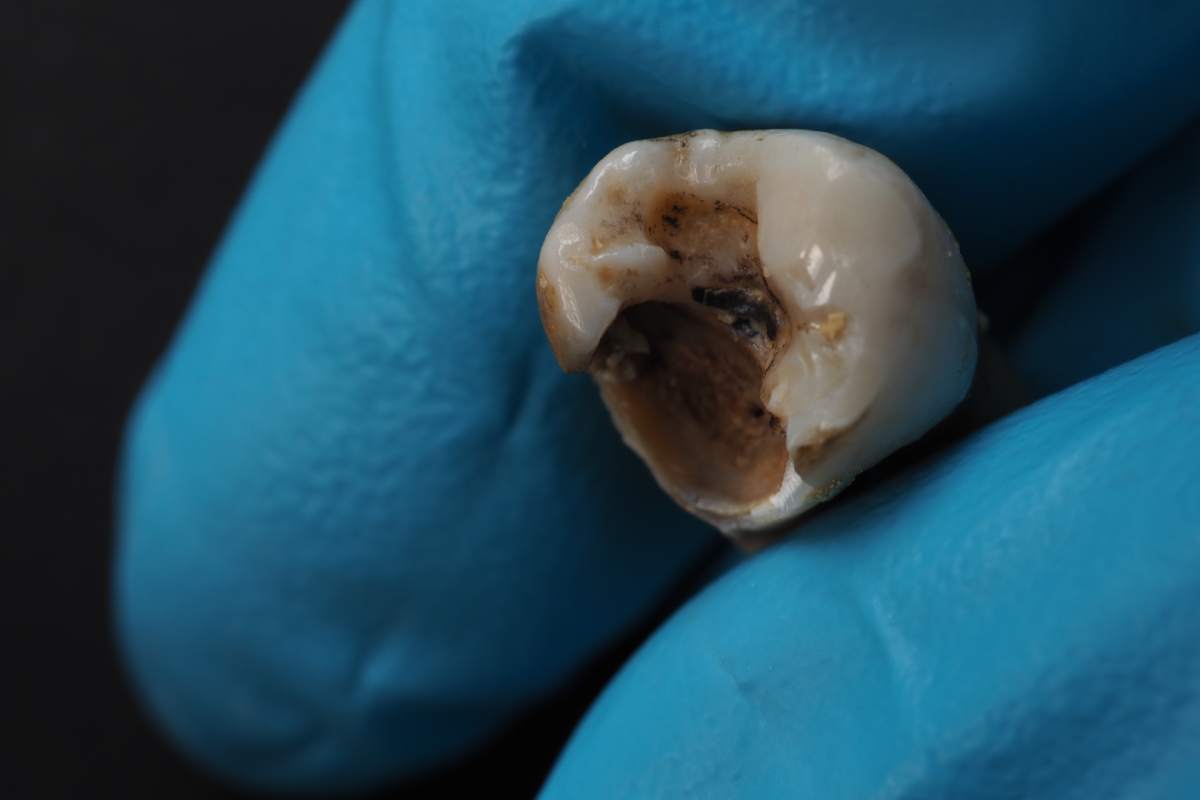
536, 274, 560, 345
589, 188, 803, 511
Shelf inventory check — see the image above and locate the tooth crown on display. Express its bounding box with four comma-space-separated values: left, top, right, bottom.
538, 130, 978, 537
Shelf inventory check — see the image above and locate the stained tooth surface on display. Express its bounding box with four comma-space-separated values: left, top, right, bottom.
537, 130, 978, 539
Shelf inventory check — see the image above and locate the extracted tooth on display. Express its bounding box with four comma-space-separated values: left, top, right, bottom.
536, 130, 978, 540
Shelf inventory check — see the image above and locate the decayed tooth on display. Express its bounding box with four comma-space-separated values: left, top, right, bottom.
536, 130, 978, 541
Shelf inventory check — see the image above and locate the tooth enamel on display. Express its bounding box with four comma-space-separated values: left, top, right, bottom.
537, 130, 978, 539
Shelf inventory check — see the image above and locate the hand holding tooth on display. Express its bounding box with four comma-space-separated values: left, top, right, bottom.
537, 130, 978, 540
115, 2, 1200, 792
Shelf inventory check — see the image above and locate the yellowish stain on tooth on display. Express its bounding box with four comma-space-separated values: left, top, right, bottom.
814, 310, 847, 343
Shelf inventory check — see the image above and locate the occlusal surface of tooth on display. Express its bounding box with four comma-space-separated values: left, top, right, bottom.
537, 129, 978, 540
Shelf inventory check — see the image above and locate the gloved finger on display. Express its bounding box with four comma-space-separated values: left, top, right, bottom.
541, 330, 1200, 799
118, 2, 716, 793
114, 0, 1200, 795
1005, 118, 1200, 396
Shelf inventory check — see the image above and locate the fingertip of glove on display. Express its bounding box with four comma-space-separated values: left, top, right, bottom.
113, 387, 397, 794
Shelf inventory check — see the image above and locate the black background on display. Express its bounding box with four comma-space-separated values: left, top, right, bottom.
4, 4, 345, 796
3, 3, 644, 797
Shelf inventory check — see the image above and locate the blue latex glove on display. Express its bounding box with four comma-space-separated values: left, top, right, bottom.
115, 1, 1200, 794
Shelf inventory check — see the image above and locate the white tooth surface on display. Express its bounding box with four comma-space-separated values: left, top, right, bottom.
537, 130, 978, 537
